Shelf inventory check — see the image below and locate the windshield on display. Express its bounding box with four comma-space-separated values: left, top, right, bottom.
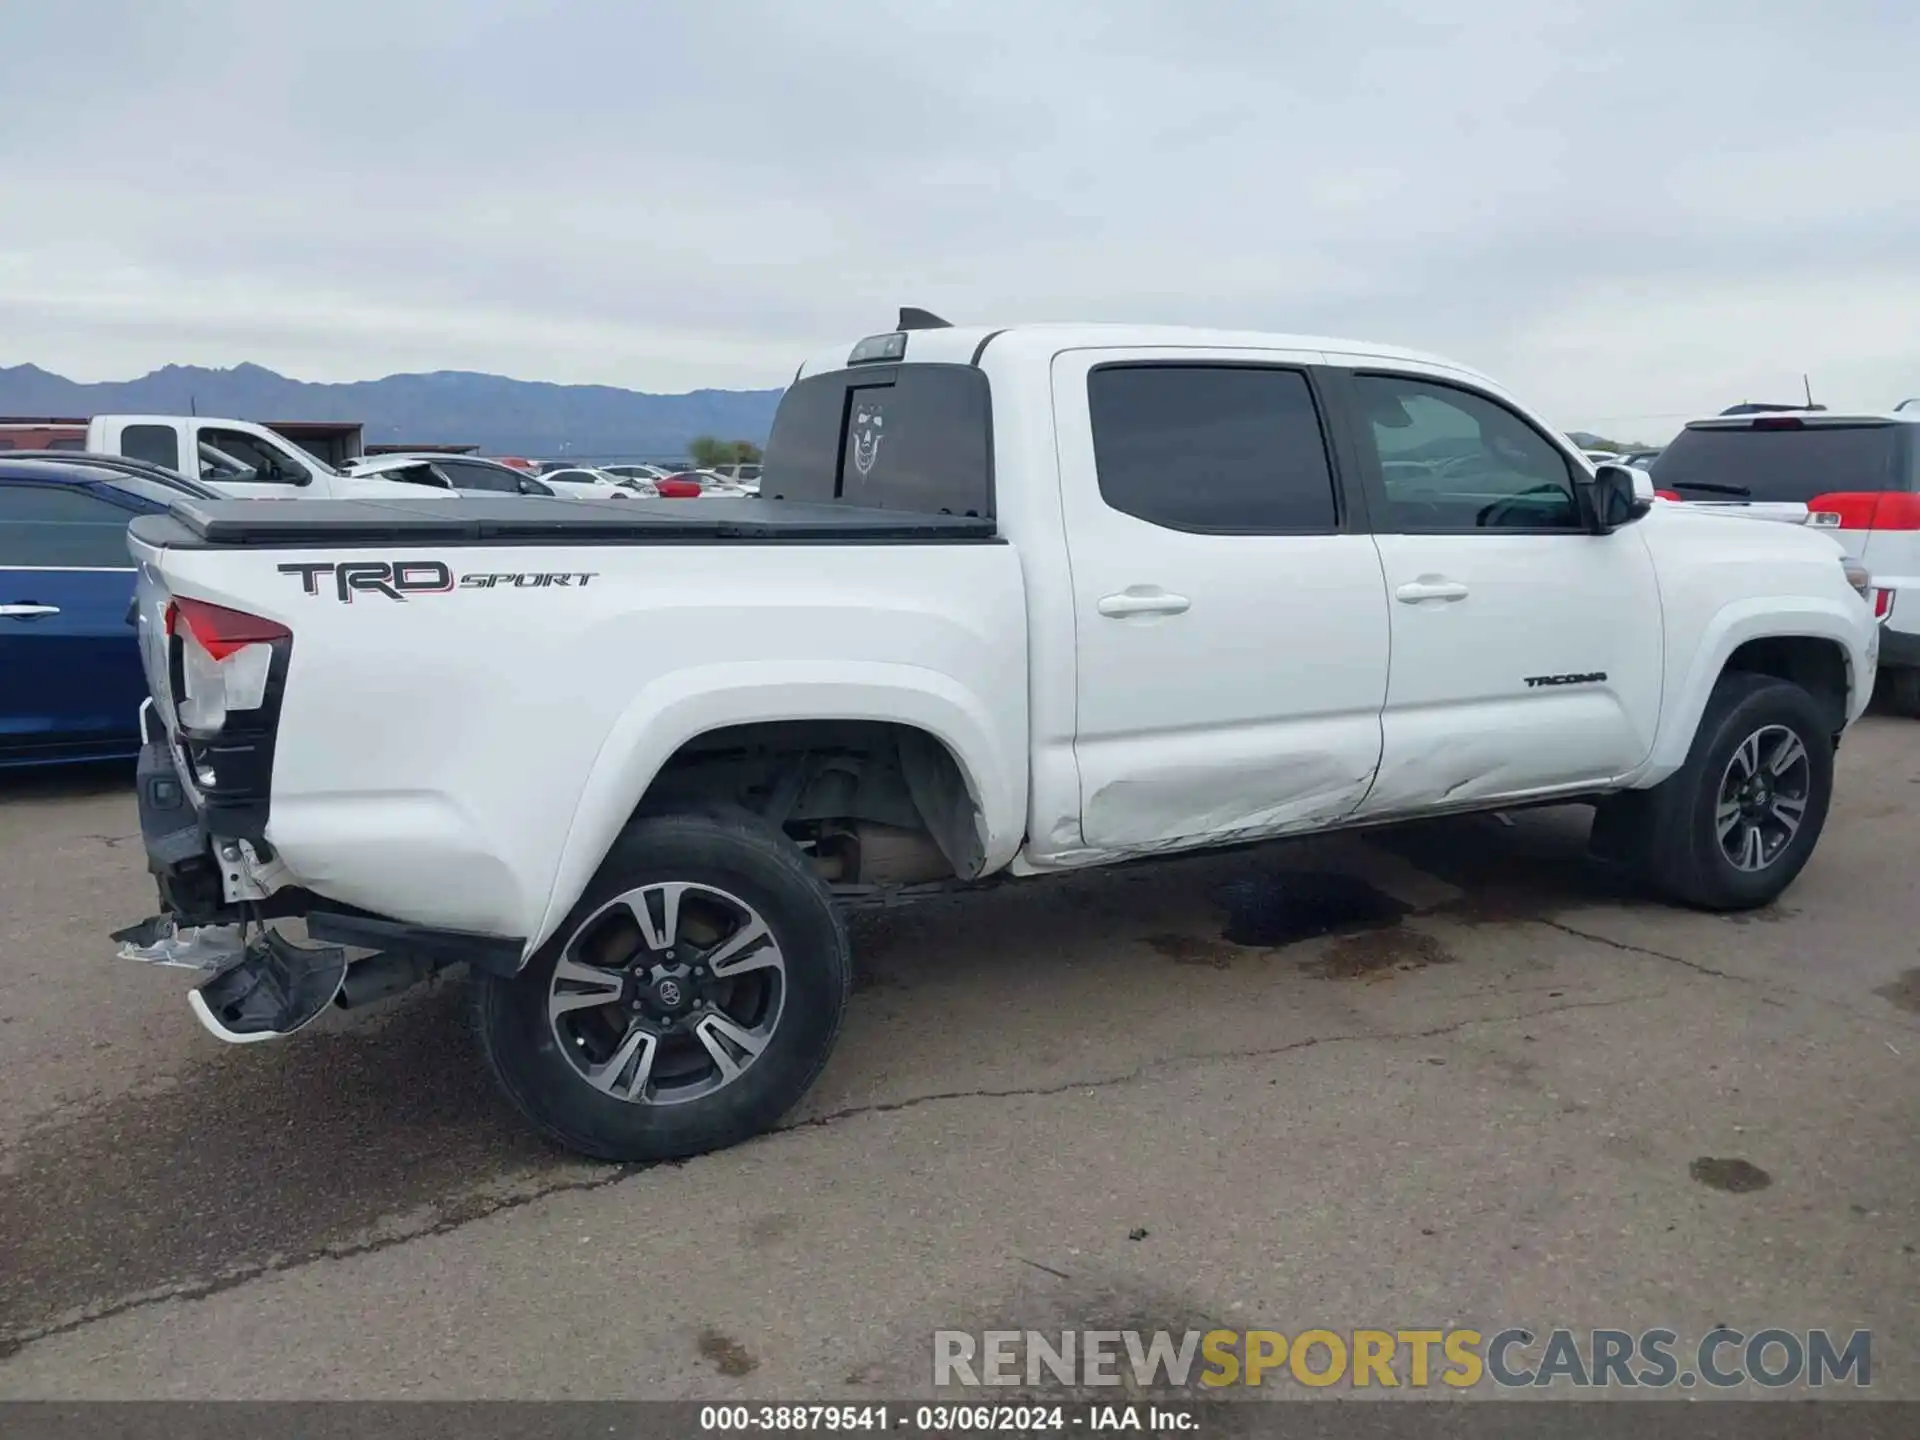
1652, 423, 1911, 502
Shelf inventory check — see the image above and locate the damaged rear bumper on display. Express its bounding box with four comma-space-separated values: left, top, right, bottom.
115, 727, 527, 1044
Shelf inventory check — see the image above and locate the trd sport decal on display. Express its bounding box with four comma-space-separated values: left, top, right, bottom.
279, 562, 598, 602
1524, 671, 1608, 688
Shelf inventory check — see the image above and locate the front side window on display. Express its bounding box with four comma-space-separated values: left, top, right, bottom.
1353, 375, 1579, 531
0, 483, 136, 567
1087, 364, 1339, 533
201, 428, 308, 485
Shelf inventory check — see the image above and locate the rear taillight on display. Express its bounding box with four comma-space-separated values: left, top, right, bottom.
1873, 589, 1895, 620
1806, 492, 1920, 531
168, 596, 290, 660
166, 596, 291, 732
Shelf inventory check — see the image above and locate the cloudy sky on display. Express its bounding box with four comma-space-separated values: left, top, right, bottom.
2, 0, 1914, 439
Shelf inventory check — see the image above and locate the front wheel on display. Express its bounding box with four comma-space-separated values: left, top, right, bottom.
1642, 674, 1835, 911
475, 809, 851, 1161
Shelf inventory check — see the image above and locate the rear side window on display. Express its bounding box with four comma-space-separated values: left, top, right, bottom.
762, 363, 992, 517
121, 424, 180, 470
1088, 364, 1337, 532
0, 484, 136, 567
1654, 423, 1910, 502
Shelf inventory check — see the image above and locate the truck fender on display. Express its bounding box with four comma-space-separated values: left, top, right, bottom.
1639, 595, 1868, 783
528, 661, 1025, 953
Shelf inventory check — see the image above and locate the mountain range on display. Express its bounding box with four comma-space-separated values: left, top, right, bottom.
0, 363, 784, 460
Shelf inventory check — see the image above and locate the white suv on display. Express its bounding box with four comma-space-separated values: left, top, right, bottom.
1650, 410, 1918, 712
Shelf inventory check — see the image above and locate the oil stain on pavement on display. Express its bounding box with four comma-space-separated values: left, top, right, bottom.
1215, 871, 1409, 947
1689, 1156, 1774, 1193
1873, 968, 1920, 1013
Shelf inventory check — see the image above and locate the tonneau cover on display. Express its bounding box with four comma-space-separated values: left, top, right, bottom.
129, 495, 1000, 549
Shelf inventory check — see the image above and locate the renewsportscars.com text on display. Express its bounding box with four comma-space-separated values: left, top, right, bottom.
933, 1327, 1871, 1390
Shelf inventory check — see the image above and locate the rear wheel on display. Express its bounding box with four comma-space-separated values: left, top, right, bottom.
475, 809, 850, 1162
1640, 674, 1835, 910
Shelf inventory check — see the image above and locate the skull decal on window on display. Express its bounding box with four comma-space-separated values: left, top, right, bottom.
851, 403, 885, 476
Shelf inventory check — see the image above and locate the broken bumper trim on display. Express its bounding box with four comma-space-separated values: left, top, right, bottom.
130, 732, 531, 979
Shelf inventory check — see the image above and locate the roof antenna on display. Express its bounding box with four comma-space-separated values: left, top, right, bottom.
898, 307, 952, 331
1802, 373, 1814, 408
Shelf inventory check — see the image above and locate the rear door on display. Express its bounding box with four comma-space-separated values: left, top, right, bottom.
0, 482, 148, 760
1052, 349, 1391, 850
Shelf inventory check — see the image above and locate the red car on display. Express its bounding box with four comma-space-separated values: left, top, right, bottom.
655, 471, 707, 498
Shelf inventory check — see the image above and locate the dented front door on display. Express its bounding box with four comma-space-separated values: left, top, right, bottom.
1051, 347, 1390, 853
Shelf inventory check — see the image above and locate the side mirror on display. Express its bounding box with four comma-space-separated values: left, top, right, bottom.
1580, 463, 1653, 534
517, 477, 546, 495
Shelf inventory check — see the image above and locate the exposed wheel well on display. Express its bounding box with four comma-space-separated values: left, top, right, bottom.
635, 720, 987, 888
1722, 636, 1850, 735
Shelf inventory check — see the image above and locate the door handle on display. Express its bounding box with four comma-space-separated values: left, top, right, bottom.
1394, 580, 1468, 604
1098, 590, 1191, 618
0, 603, 60, 618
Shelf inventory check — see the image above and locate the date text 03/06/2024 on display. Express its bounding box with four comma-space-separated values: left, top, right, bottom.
699, 1405, 1193, 1432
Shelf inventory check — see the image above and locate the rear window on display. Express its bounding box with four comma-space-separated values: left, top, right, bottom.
1653, 423, 1912, 502
762, 363, 992, 517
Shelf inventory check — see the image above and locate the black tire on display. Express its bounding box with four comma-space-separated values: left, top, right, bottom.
1638, 673, 1835, 911
474, 808, 850, 1162
1881, 666, 1920, 718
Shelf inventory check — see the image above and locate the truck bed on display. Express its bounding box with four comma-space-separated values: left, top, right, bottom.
130, 495, 1000, 550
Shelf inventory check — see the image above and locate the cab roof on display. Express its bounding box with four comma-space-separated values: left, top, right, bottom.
796, 321, 1493, 385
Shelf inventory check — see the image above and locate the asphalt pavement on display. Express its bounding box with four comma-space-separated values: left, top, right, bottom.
0, 720, 1914, 1400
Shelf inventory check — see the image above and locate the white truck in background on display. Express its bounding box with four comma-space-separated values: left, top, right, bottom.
114, 316, 1881, 1165
86, 415, 454, 500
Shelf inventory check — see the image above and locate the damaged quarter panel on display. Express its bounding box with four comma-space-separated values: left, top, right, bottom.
165, 538, 1028, 947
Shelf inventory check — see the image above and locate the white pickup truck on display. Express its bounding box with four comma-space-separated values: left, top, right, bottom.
87, 415, 449, 500
115, 318, 1880, 1162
